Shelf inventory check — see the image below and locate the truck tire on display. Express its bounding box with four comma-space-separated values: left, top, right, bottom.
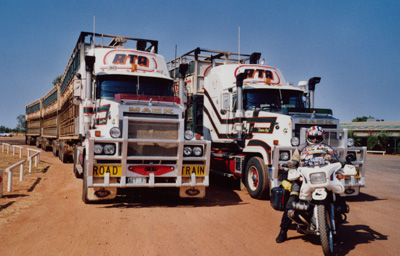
52, 140, 58, 157
59, 141, 68, 163
244, 156, 270, 199
35, 138, 41, 148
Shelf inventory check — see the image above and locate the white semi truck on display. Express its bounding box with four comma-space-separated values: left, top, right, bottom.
26, 33, 211, 203
168, 48, 366, 199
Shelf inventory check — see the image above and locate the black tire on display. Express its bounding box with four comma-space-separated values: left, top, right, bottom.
59, 141, 68, 163
244, 156, 270, 199
318, 204, 334, 256
52, 140, 58, 157
41, 138, 48, 151
35, 137, 41, 148
73, 146, 83, 179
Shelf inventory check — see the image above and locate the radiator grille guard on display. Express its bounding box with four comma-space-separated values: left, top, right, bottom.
85, 115, 211, 190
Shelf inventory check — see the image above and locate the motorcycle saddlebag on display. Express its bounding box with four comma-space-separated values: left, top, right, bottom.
270, 186, 289, 211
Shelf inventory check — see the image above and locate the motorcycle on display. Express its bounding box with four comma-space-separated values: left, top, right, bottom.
286, 157, 357, 256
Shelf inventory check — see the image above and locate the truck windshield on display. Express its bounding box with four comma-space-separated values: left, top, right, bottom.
97, 75, 174, 100
244, 89, 305, 112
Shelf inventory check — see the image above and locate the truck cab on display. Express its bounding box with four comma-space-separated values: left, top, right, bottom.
169, 48, 364, 199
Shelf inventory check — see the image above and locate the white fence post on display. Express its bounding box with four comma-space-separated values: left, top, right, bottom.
0, 170, 3, 198
5, 160, 26, 192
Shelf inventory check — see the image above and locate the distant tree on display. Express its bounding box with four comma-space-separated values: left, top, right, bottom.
352, 116, 375, 122
52, 75, 63, 86
367, 131, 390, 151
16, 114, 26, 132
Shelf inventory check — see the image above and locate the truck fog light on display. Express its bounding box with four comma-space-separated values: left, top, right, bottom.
347, 138, 354, 147
193, 146, 203, 156
280, 151, 290, 161
291, 137, 300, 146
104, 144, 116, 155
184, 130, 194, 140
94, 144, 104, 154
184, 146, 192, 156
110, 127, 121, 138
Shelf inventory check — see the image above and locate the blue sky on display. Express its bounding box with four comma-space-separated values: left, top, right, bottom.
1, 0, 399, 128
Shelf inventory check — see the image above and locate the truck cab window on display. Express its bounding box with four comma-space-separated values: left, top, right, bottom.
97, 75, 174, 100
244, 89, 304, 112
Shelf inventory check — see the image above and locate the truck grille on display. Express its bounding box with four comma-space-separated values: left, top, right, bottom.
127, 142, 178, 156
128, 121, 179, 140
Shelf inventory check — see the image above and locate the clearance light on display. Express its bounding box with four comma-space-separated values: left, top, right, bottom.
196, 133, 202, 140
273, 140, 279, 145
95, 131, 101, 137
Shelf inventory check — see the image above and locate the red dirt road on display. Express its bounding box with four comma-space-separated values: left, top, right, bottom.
0, 138, 399, 255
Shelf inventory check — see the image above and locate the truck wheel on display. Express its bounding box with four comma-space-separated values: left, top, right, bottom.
36, 138, 41, 148
41, 138, 48, 151
244, 157, 270, 199
59, 141, 68, 163
52, 140, 58, 157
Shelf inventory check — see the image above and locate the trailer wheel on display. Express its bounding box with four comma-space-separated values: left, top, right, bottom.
59, 141, 68, 163
35, 138, 41, 148
52, 140, 58, 157
244, 157, 270, 199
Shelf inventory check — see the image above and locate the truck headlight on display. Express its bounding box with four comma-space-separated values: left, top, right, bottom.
104, 144, 116, 155
310, 172, 326, 184
94, 143, 116, 155
94, 144, 104, 154
291, 137, 300, 146
193, 146, 203, 156
183, 146, 193, 156
184, 130, 194, 140
110, 127, 121, 138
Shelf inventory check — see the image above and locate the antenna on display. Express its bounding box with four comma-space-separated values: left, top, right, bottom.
93, 14, 95, 41
238, 26, 240, 63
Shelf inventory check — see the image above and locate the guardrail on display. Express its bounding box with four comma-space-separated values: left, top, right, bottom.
0, 143, 41, 196
13, 145, 24, 158
2, 143, 10, 154
5, 160, 26, 192
367, 150, 386, 155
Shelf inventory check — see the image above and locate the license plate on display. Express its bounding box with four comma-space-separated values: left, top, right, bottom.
93, 165, 122, 177
127, 177, 147, 184
182, 165, 206, 176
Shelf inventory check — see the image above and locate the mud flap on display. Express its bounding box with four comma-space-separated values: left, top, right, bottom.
86, 187, 118, 201
179, 187, 206, 198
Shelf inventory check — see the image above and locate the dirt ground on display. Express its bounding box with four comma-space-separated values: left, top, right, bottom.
0, 137, 399, 256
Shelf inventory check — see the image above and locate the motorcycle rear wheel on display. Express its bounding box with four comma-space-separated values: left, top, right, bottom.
317, 204, 334, 256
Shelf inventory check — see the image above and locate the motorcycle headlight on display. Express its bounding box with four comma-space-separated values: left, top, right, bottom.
94, 144, 104, 154
193, 146, 203, 156
104, 144, 116, 155
291, 137, 300, 146
310, 172, 326, 184
184, 130, 194, 140
110, 127, 121, 138
183, 146, 193, 156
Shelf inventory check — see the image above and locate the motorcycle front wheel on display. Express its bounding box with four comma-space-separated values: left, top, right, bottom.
317, 204, 334, 256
